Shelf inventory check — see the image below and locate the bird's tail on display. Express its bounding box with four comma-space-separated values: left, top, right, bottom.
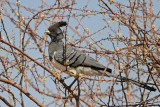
115, 75, 156, 91
105, 71, 156, 91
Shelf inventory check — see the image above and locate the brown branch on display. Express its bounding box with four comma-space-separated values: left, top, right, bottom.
0, 96, 14, 107
0, 39, 91, 106
0, 78, 45, 107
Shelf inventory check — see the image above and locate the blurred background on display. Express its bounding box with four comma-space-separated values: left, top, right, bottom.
0, 0, 160, 106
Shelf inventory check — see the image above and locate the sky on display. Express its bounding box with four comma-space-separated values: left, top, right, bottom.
0, 0, 160, 106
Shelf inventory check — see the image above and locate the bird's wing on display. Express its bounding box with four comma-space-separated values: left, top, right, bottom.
54, 45, 112, 73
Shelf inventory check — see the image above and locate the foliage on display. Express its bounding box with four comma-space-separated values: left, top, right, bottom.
0, 0, 159, 106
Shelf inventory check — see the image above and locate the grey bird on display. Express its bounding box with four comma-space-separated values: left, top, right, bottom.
45, 21, 156, 91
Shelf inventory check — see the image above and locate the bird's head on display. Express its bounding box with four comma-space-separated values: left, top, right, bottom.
45, 21, 67, 41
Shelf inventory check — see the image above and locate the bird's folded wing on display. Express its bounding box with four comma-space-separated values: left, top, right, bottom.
54, 45, 112, 73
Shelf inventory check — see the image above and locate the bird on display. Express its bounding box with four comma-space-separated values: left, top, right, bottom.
45, 21, 156, 92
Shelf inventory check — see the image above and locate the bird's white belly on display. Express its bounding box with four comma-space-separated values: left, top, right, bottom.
51, 53, 69, 72
74, 66, 102, 76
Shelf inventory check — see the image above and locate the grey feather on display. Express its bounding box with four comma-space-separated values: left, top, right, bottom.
46, 21, 156, 91
53, 45, 112, 73
46, 22, 67, 41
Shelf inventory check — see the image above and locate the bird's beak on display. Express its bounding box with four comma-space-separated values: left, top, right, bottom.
45, 30, 50, 35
